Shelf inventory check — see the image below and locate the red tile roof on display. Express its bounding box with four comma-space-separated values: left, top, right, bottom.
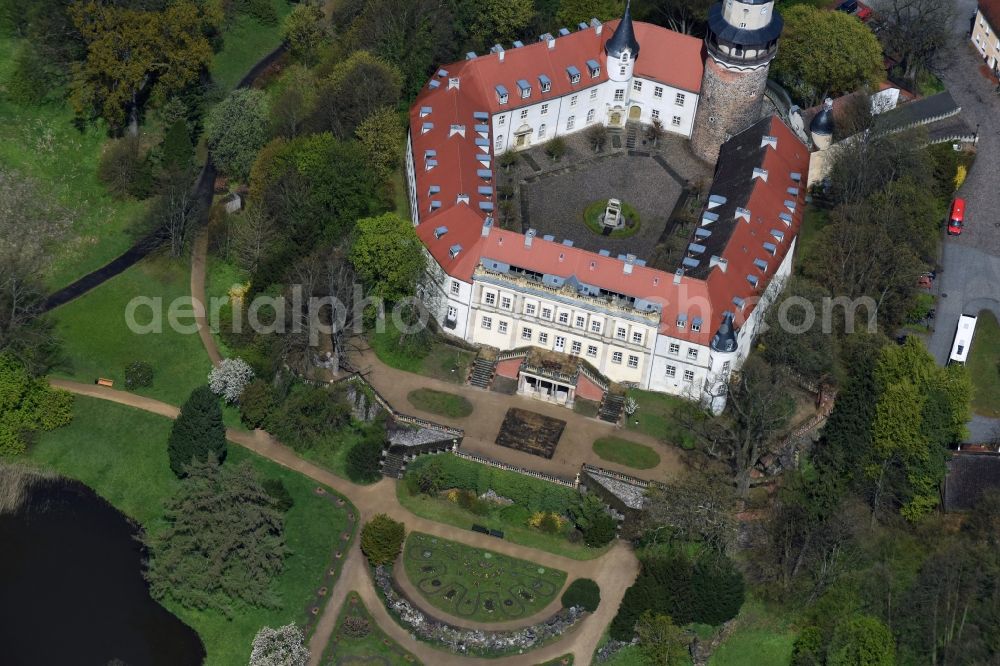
980, 0, 1000, 31
409, 24, 808, 346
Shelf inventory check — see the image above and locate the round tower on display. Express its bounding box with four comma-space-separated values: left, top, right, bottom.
705, 312, 739, 415
690, 0, 783, 163
809, 97, 835, 151
605, 1, 640, 83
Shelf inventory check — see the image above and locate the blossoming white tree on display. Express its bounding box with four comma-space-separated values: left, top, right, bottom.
208, 357, 254, 404
249, 623, 309, 666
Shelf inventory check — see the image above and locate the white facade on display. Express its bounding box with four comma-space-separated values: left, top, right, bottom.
492, 76, 698, 153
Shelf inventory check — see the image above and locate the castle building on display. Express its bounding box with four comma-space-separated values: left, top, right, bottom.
405, 4, 806, 413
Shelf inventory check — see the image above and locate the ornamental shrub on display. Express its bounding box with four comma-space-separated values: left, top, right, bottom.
124, 361, 154, 390
562, 578, 601, 612
240, 379, 276, 428
360, 514, 405, 566
345, 425, 386, 484
208, 357, 255, 404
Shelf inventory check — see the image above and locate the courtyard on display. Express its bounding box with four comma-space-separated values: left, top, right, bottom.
401, 532, 567, 623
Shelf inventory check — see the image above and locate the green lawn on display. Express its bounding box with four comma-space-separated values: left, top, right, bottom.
211, 1, 294, 92
204, 254, 248, 359
0, 37, 150, 290
407, 388, 474, 418
52, 255, 213, 406
396, 483, 607, 561
592, 437, 661, 470
794, 207, 829, 272
369, 318, 475, 384
28, 396, 353, 666
708, 599, 797, 666
296, 424, 382, 484
321, 591, 421, 665
968, 310, 1000, 418
624, 389, 696, 449
402, 531, 566, 623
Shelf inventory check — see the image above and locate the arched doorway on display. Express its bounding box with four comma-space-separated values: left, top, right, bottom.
628, 105, 641, 121
514, 124, 533, 148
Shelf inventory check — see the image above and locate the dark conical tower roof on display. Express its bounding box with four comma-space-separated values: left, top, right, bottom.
605, 1, 640, 59
711, 312, 738, 353
810, 98, 835, 137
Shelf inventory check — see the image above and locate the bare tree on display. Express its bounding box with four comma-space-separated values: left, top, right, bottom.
230, 206, 277, 275
639, 473, 738, 552
641, 0, 713, 35
155, 168, 203, 258
645, 118, 665, 147
877, 0, 954, 84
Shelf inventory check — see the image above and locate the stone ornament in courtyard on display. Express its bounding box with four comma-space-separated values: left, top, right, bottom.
603, 198, 624, 230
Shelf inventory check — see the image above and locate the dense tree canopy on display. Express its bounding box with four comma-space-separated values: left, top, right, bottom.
308, 51, 402, 140
556, 0, 623, 26
0, 353, 73, 456
349, 213, 426, 304
205, 88, 271, 180
146, 458, 287, 616
773, 5, 884, 106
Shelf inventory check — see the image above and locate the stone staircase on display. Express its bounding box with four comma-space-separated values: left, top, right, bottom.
468, 356, 497, 389
381, 451, 407, 479
625, 124, 638, 151
598, 393, 625, 424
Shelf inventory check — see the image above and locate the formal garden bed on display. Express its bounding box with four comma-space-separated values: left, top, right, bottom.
30, 397, 354, 666
592, 437, 661, 470
407, 389, 474, 419
321, 591, 420, 666
397, 456, 614, 561
495, 408, 566, 459
401, 532, 566, 623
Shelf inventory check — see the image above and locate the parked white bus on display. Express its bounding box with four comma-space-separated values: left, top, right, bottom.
948, 314, 978, 365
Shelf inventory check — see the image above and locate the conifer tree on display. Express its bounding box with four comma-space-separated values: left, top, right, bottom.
168, 385, 226, 478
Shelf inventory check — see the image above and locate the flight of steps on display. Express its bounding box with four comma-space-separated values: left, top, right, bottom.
598, 393, 625, 424
468, 356, 497, 389
625, 124, 638, 150
381, 452, 407, 479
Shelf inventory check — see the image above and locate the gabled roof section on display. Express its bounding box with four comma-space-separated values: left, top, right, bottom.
980, 0, 1000, 31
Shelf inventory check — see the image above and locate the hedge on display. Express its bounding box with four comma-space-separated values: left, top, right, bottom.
561, 578, 601, 612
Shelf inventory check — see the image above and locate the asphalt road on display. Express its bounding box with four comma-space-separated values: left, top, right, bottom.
926, 0, 1000, 442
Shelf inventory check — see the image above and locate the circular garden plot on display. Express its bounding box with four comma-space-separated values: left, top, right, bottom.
402, 532, 567, 623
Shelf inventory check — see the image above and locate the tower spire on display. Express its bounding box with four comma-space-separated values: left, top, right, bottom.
605, 0, 640, 60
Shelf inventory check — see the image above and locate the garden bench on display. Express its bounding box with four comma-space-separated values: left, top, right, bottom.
489, 529, 504, 539
471, 524, 489, 535
96, 378, 114, 388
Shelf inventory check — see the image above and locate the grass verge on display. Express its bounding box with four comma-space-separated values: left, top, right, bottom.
583, 199, 641, 239
624, 389, 696, 449
28, 396, 352, 666
321, 591, 421, 665
708, 598, 797, 666
406, 388, 474, 418
52, 254, 213, 406
968, 310, 1000, 417
211, 1, 294, 92
592, 437, 661, 470
369, 318, 475, 384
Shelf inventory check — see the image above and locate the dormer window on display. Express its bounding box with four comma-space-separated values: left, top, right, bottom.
495, 85, 509, 105
516, 79, 531, 99
539, 74, 551, 93
586, 59, 601, 77
567, 66, 581, 84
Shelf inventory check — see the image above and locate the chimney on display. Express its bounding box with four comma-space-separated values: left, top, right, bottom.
525, 229, 536, 247
482, 216, 493, 238
591, 18, 603, 35
673, 268, 683, 285
491, 44, 505, 61
623, 254, 635, 275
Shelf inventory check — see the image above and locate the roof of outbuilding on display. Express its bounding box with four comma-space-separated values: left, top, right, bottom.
944, 453, 1000, 512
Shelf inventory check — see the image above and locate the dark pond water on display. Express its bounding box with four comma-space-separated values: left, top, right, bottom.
0, 478, 205, 665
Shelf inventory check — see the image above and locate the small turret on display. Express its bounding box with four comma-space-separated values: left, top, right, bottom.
710, 311, 738, 353
605, 0, 640, 82
810, 98, 835, 151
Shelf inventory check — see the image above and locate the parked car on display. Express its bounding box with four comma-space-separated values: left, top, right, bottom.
837, 0, 874, 21
947, 197, 966, 236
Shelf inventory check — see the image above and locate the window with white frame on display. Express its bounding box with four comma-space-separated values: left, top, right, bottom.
633, 80, 642, 93
570, 95, 578, 107
447, 306, 457, 319
495, 137, 504, 150
691, 321, 701, 332
539, 332, 549, 344
627, 355, 639, 368
541, 103, 549, 115
722, 361, 731, 374
631, 331, 643, 344
521, 327, 532, 341
612, 351, 623, 364
498, 115, 506, 125
590, 88, 598, 100
500, 296, 512, 310
619, 65, 627, 76
525, 302, 537, 316
484, 291, 496, 305
616, 326, 627, 340
567, 116, 576, 130
668, 342, 680, 355
654, 85, 663, 98
450, 281, 460, 295
586, 345, 598, 357
687, 348, 698, 361
571, 340, 582, 355
520, 109, 529, 120
665, 364, 676, 378
652, 109, 660, 120
558, 311, 569, 324
675, 92, 686, 106
590, 320, 602, 333
541, 307, 552, 319
575, 315, 586, 329
676, 317, 685, 329
672, 116, 682, 127
498, 320, 508, 334
586, 109, 595, 123
481, 316, 492, 330
683, 369, 695, 382
538, 124, 547, 138
614, 89, 625, 102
